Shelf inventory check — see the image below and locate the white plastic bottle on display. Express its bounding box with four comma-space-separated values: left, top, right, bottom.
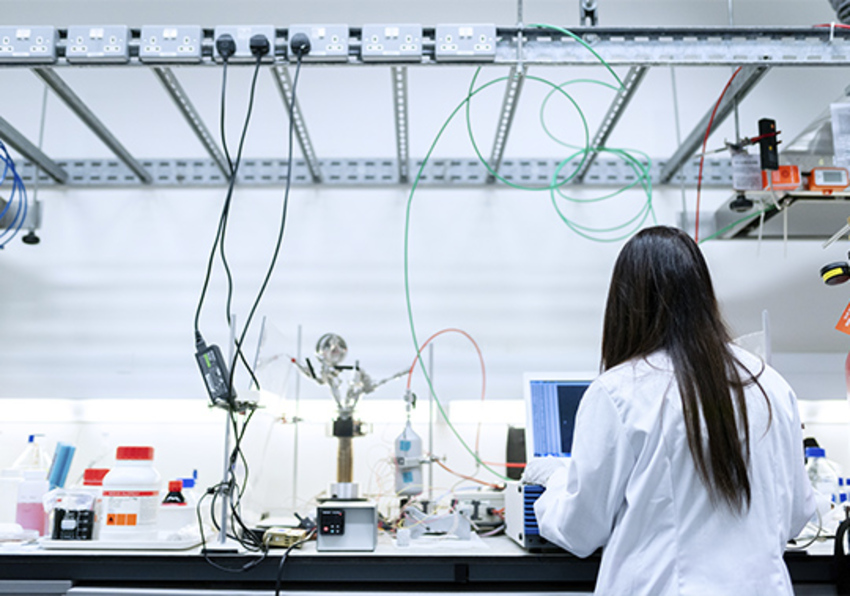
178, 471, 199, 510
100, 446, 161, 542
158, 480, 195, 532
15, 470, 49, 535
806, 447, 840, 502
12, 434, 50, 470
3, 434, 49, 525
394, 421, 424, 497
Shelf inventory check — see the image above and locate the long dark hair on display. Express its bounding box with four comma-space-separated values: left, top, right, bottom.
601, 226, 763, 512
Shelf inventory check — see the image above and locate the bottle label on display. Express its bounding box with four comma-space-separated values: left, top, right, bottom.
103, 490, 158, 527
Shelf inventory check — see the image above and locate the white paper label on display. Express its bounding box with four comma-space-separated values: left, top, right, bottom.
731, 151, 762, 191
831, 103, 850, 168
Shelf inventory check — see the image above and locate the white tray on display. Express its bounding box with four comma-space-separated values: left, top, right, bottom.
40, 533, 201, 551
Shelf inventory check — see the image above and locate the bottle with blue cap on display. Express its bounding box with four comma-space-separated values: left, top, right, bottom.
805, 447, 840, 503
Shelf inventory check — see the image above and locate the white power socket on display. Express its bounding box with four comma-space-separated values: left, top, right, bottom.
0, 27, 57, 63
66, 26, 129, 63
435, 24, 496, 62
139, 25, 203, 63
361, 24, 422, 62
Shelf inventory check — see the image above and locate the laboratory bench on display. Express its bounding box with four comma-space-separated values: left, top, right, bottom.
0, 535, 844, 595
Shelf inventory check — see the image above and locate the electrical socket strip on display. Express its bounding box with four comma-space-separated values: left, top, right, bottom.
288, 24, 348, 62
139, 25, 203, 63
0, 27, 57, 63
360, 24, 422, 62
435, 24, 496, 62
65, 26, 130, 64
213, 25, 276, 63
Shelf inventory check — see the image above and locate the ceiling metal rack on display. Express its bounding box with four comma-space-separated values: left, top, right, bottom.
11, 155, 736, 188
574, 65, 647, 183
151, 66, 229, 177
0, 26, 848, 189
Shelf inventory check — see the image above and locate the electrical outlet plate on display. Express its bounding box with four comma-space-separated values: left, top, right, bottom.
213, 25, 276, 63
65, 26, 130, 63
361, 24, 422, 62
139, 25, 203, 63
435, 24, 496, 62
288, 24, 349, 62
0, 27, 57, 63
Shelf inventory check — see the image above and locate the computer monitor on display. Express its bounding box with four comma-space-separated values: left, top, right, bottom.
523, 372, 595, 460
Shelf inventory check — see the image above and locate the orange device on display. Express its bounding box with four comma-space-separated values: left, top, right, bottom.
807, 167, 850, 193
761, 165, 800, 191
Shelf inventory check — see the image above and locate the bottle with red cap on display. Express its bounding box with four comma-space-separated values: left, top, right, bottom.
82, 468, 109, 539
159, 479, 195, 532
99, 446, 161, 542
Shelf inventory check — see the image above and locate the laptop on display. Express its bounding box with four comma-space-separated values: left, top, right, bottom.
506, 372, 595, 550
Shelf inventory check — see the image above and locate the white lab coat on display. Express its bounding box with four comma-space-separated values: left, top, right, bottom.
534, 347, 816, 596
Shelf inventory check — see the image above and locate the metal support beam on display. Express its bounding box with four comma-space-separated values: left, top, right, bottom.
271, 65, 322, 183
390, 67, 410, 183
0, 115, 67, 184
12, 156, 735, 188
660, 65, 769, 184
32, 67, 152, 184
151, 67, 229, 178
575, 66, 648, 182
487, 65, 527, 183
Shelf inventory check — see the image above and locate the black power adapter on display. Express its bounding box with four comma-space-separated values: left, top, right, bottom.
195, 333, 237, 408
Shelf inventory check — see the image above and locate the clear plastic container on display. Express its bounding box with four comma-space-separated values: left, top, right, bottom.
806, 447, 840, 502
44, 487, 96, 540
16, 469, 49, 535
100, 446, 161, 542
394, 421, 423, 497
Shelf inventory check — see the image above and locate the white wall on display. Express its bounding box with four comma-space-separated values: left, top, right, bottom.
1, 0, 849, 511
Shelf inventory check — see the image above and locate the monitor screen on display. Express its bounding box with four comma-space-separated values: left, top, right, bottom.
524, 375, 593, 459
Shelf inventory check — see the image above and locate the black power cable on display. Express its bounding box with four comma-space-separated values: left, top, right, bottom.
194, 35, 267, 404
219, 34, 272, 395
229, 33, 311, 397
197, 483, 268, 572
193, 32, 272, 569
214, 33, 309, 558
194, 31, 312, 572
275, 528, 316, 596
217, 34, 236, 173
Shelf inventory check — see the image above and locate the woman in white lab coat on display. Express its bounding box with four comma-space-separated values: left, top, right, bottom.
531, 226, 816, 595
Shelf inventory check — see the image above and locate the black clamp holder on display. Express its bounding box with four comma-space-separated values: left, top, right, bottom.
580, 0, 599, 27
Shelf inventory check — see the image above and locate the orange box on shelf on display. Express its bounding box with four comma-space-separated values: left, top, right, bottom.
761, 165, 801, 191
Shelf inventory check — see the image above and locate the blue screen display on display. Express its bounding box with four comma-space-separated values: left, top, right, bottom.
529, 380, 590, 457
